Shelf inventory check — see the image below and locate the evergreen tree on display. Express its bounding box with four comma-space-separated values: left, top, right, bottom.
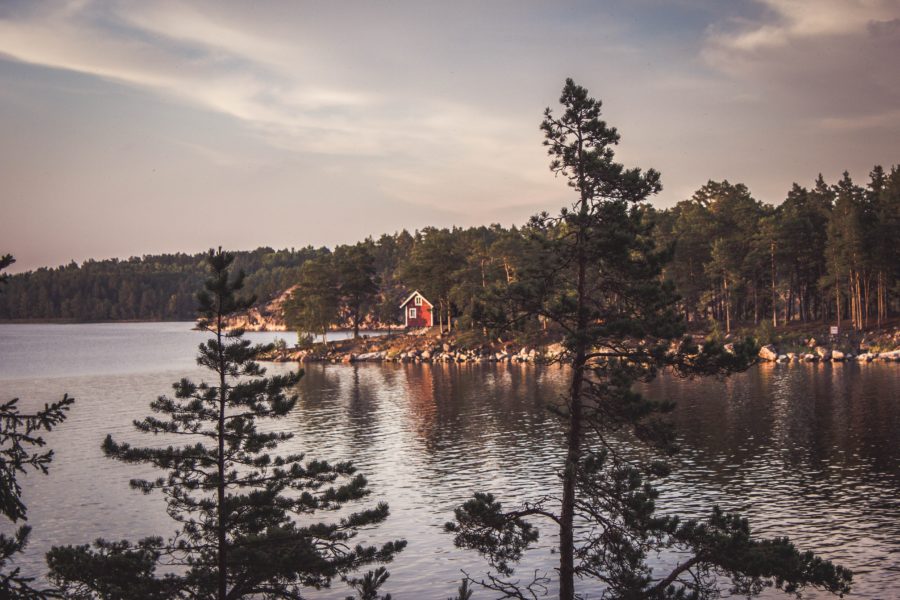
446, 79, 851, 600
47, 249, 404, 599
660, 198, 716, 324
0, 254, 12, 287
866, 165, 900, 328
825, 172, 868, 330
400, 228, 465, 331
0, 254, 74, 599
762, 183, 831, 326
333, 244, 380, 338
284, 254, 340, 343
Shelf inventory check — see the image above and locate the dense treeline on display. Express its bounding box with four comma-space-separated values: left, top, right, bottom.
0, 247, 322, 321
287, 166, 899, 337
3, 166, 898, 333
655, 167, 900, 333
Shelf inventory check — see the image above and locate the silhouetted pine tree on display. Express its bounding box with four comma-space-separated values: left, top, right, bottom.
48, 248, 404, 599
447, 79, 852, 600
0, 397, 73, 599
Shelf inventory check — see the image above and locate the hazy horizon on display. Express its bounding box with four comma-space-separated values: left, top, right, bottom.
3, 0, 899, 273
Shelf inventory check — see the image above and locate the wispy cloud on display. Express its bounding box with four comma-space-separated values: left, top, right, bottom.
706, 0, 900, 51
0, 0, 537, 165
697, 0, 900, 146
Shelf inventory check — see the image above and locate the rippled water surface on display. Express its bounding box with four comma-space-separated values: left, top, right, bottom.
1, 323, 897, 598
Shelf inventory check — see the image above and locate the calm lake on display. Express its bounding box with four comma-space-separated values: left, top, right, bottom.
1, 323, 898, 598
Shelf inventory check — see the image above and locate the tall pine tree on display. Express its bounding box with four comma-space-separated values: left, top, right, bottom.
48, 249, 404, 599
447, 79, 851, 600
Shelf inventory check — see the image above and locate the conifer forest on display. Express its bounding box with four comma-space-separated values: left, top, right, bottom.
2, 166, 898, 337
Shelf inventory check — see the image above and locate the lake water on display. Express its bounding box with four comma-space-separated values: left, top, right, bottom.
0, 323, 897, 598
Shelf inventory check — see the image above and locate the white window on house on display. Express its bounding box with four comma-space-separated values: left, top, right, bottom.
409, 308, 417, 319
414, 295, 422, 306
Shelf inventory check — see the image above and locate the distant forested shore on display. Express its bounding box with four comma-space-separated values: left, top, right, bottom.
2, 165, 898, 337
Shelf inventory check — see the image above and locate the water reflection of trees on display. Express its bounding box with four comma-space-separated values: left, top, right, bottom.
399, 362, 567, 485
639, 363, 900, 595
284, 362, 899, 597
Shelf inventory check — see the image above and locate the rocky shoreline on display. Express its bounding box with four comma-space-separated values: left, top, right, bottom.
756, 329, 900, 363
260, 327, 900, 366
261, 328, 565, 364
757, 344, 900, 363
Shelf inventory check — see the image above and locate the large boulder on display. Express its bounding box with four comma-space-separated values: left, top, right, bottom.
880, 350, 900, 361
758, 345, 778, 361
815, 346, 832, 361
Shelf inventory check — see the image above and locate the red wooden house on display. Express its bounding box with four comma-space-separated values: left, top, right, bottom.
400, 290, 434, 328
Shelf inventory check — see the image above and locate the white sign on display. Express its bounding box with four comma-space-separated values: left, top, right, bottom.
830, 326, 839, 335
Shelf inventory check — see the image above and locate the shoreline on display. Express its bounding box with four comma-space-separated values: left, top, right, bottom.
3, 320, 898, 365
262, 328, 900, 366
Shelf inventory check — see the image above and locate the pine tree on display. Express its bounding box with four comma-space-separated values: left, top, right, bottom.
48, 248, 404, 599
400, 228, 465, 332
0, 254, 74, 599
0, 396, 73, 599
825, 173, 868, 330
283, 254, 340, 344
333, 244, 380, 339
447, 79, 851, 600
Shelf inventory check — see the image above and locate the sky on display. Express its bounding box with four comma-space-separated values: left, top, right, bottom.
1, 0, 899, 272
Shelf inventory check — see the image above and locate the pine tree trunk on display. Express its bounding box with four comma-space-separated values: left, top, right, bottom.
560, 349, 584, 600
863, 273, 870, 329
560, 234, 587, 600
835, 278, 841, 331
558, 144, 594, 600
771, 241, 778, 328
724, 276, 731, 334
787, 272, 795, 323
216, 308, 228, 600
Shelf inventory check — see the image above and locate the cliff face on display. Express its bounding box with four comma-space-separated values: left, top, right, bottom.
222, 287, 294, 331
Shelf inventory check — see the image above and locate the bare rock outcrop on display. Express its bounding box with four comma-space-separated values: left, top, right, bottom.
758, 345, 778, 361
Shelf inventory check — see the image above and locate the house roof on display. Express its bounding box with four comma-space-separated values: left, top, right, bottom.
399, 290, 433, 308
